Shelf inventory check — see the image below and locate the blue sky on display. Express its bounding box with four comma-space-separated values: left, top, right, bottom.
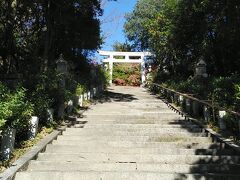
100, 0, 137, 51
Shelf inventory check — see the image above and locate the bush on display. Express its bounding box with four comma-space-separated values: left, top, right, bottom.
158, 74, 240, 112
0, 84, 34, 130
75, 84, 87, 96
210, 74, 240, 110
113, 63, 141, 86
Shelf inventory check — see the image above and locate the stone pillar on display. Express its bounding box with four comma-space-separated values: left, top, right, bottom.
84, 92, 88, 100
1, 128, 16, 160
28, 116, 39, 139
203, 105, 210, 122
109, 61, 113, 85
56, 54, 68, 119
141, 57, 146, 84
93, 88, 97, 97
67, 100, 73, 114
79, 95, 83, 107
185, 98, 191, 114
87, 91, 91, 100
47, 109, 54, 123
218, 111, 227, 130
179, 95, 184, 107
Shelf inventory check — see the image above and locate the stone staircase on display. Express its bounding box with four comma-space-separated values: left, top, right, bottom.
15, 86, 240, 180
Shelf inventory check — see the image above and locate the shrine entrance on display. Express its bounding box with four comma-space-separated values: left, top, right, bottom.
99, 51, 151, 85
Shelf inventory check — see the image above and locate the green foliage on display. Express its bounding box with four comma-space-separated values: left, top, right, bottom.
113, 64, 141, 86
125, 0, 240, 77
163, 74, 240, 111
0, 84, 33, 130
211, 75, 240, 109
112, 41, 132, 52
95, 65, 110, 87
75, 84, 87, 96
0, 0, 103, 79
0, 84, 11, 128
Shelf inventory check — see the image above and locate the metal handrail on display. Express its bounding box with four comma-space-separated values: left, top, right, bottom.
151, 83, 240, 118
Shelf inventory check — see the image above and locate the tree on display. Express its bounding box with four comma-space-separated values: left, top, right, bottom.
0, 0, 103, 76
112, 41, 132, 52
125, 0, 240, 78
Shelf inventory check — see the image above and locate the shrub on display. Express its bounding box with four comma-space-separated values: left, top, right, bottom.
114, 78, 126, 86
75, 84, 86, 96
113, 63, 141, 86
210, 75, 240, 109
0, 84, 34, 131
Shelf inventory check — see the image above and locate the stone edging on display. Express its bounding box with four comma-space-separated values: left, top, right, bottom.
0, 130, 61, 180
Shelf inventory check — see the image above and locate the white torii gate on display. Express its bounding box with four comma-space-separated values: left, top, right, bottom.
99, 51, 152, 85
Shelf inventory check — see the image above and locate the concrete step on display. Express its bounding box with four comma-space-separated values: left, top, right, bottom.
76, 119, 190, 125
37, 153, 240, 164
82, 114, 182, 120
63, 130, 205, 137
88, 107, 170, 111
75, 120, 195, 125
45, 145, 237, 155
70, 124, 200, 130
14, 171, 240, 180
26, 161, 240, 174
76, 119, 194, 126
65, 125, 202, 131
88, 108, 171, 112
52, 140, 221, 149
56, 135, 211, 142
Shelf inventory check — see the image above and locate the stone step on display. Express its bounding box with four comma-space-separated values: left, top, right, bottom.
63, 130, 205, 136
14, 171, 240, 180
75, 120, 194, 125
71, 125, 201, 132
76, 120, 194, 126
82, 114, 182, 120
85, 109, 174, 113
77, 119, 189, 125
56, 135, 211, 142
37, 153, 240, 164
45, 145, 236, 155
52, 140, 220, 149
26, 161, 240, 174
88, 103, 170, 111
67, 124, 201, 129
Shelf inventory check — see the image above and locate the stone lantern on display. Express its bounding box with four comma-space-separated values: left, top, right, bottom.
56, 54, 68, 119
196, 58, 207, 77
56, 54, 68, 75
